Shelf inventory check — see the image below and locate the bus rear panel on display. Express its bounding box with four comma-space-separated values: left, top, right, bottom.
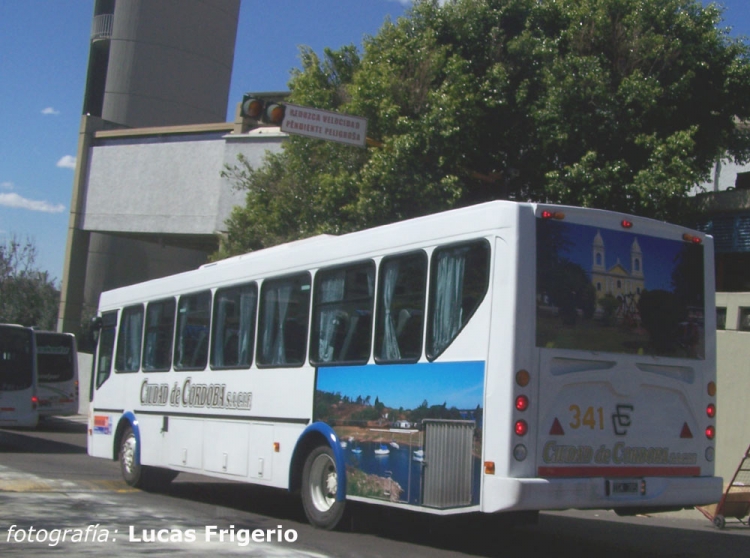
35, 331, 78, 417
484, 206, 720, 514
0, 324, 38, 428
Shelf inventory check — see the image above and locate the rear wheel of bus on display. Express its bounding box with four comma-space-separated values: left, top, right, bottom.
301, 445, 345, 530
119, 426, 178, 491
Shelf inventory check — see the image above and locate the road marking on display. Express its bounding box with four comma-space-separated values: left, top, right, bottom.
0, 465, 137, 493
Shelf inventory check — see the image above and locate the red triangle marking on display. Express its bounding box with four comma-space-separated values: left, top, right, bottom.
680, 422, 693, 439
549, 418, 565, 436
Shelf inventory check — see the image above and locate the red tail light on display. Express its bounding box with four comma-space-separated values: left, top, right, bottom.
682, 233, 702, 244
705, 425, 716, 440
515, 420, 528, 436
515, 395, 529, 412
706, 404, 716, 418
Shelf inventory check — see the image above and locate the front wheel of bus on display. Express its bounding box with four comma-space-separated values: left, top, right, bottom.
301, 445, 345, 530
119, 427, 144, 487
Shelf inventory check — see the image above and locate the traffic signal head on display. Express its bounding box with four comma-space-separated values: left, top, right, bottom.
241, 95, 286, 126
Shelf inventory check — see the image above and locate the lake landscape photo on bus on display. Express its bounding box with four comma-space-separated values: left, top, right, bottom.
315, 361, 484, 506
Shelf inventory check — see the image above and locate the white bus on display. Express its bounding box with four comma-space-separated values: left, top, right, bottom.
0, 324, 39, 428
87, 201, 721, 529
35, 331, 79, 418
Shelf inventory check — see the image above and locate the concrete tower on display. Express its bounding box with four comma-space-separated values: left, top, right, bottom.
83, 0, 240, 127
60, 0, 241, 335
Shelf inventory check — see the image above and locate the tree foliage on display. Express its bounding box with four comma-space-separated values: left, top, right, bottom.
0, 236, 59, 329
219, 0, 750, 256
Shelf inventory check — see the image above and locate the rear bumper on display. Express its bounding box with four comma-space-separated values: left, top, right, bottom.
482, 474, 723, 513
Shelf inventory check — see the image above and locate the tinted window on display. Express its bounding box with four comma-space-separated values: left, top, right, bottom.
258, 273, 311, 367
427, 240, 490, 359
174, 291, 211, 371
143, 299, 176, 372
35, 333, 75, 382
96, 312, 117, 388
0, 327, 34, 391
115, 305, 143, 372
211, 283, 257, 369
375, 252, 427, 362
312, 261, 375, 365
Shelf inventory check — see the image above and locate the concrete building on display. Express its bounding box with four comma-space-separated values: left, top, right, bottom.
693, 157, 750, 482
714, 293, 750, 481
59, 0, 243, 335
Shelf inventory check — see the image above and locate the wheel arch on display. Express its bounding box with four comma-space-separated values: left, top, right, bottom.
113, 411, 140, 462
289, 422, 346, 501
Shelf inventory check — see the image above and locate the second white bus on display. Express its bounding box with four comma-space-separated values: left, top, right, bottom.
87, 201, 721, 529
35, 331, 79, 418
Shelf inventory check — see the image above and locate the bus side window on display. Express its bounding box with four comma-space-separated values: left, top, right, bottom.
375, 251, 427, 363
258, 273, 311, 367
174, 291, 211, 370
95, 311, 118, 389
143, 298, 176, 372
211, 282, 257, 369
311, 261, 375, 365
427, 239, 490, 360
115, 305, 143, 373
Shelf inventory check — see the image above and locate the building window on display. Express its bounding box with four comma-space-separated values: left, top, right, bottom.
716, 307, 726, 331
739, 307, 750, 332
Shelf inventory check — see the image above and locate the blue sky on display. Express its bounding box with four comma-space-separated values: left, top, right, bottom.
0, 0, 748, 282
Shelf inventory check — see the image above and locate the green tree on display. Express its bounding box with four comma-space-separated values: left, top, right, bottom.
0, 235, 59, 329
219, 0, 750, 256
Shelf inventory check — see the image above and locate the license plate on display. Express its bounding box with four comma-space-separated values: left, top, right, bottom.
607, 479, 640, 495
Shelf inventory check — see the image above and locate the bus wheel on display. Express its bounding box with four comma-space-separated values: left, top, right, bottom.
301, 445, 345, 530
119, 426, 144, 487
119, 426, 177, 491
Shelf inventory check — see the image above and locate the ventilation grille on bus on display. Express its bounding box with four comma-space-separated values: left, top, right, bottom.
422, 419, 475, 508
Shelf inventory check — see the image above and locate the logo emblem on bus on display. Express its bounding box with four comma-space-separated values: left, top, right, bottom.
612, 404, 634, 436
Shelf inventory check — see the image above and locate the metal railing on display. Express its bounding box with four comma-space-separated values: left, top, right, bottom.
91, 13, 113, 42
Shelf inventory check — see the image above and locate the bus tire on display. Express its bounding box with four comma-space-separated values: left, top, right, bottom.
119, 426, 145, 488
301, 445, 345, 530
119, 426, 178, 491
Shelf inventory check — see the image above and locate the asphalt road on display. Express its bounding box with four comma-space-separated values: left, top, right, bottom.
1, 416, 748, 557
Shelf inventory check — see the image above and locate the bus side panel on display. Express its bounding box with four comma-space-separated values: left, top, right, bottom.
128, 367, 315, 490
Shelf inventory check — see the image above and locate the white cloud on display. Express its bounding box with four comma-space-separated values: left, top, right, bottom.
1, 181, 14, 190
0, 193, 65, 214
56, 155, 77, 169
42, 107, 60, 115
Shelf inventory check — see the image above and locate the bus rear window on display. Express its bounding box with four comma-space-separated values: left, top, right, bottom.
0, 329, 34, 391
536, 218, 705, 359
35, 333, 75, 382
